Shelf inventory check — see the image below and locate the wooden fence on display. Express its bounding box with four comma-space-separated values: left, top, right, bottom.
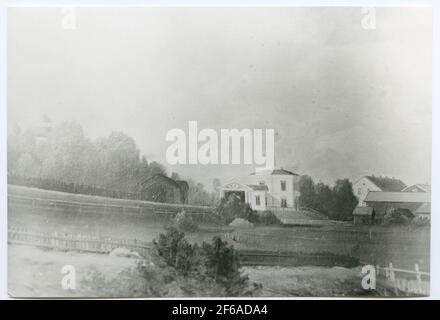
8, 193, 214, 217
368, 262, 430, 296
8, 227, 153, 258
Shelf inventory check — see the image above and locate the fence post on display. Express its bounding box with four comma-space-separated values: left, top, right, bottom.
415, 263, 422, 294
388, 262, 395, 282
415, 263, 422, 283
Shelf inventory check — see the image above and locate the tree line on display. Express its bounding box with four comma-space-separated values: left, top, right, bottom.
7, 119, 217, 206
298, 175, 358, 221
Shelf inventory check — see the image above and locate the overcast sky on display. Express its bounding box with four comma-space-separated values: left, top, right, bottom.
7, 7, 432, 189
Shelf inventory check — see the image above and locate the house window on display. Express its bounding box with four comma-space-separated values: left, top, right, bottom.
281, 181, 286, 191
281, 198, 287, 208
255, 195, 261, 206
259, 181, 265, 185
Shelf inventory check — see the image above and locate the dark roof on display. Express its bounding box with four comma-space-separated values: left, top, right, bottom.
353, 206, 375, 216
251, 168, 299, 176
139, 174, 182, 189
365, 176, 407, 192
175, 180, 189, 191
365, 191, 431, 203
246, 184, 269, 191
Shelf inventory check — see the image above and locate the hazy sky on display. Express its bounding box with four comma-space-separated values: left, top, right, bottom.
8, 7, 432, 189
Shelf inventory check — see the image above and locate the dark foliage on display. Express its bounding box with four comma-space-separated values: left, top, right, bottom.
153, 226, 198, 276
202, 236, 249, 296
216, 194, 258, 224
153, 226, 254, 296
8, 120, 217, 205
298, 175, 358, 221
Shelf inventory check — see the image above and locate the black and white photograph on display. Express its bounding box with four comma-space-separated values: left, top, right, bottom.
2, 4, 436, 300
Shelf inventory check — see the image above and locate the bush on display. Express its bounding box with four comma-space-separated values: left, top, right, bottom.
153, 226, 198, 276
172, 210, 199, 232
215, 196, 281, 226
202, 236, 251, 296
410, 215, 430, 227
152, 226, 259, 296
382, 208, 414, 226
256, 210, 282, 225
216, 195, 258, 224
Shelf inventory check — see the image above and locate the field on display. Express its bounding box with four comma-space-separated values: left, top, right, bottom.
7, 185, 431, 296
220, 224, 430, 271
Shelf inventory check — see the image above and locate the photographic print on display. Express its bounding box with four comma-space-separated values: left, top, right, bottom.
7, 6, 432, 298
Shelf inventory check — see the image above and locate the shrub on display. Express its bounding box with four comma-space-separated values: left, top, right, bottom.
172, 210, 199, 232
256, 210, 282, 225
152, 227, 259, 296
410, 215, 430, 227
153, 226, 198, 276
216, 194, 258, 224
202, 236, 251, 296
382, 208, 414, 226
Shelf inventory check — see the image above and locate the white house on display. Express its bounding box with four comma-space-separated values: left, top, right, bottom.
219, 168, 300, 211
352, 175, 407, 207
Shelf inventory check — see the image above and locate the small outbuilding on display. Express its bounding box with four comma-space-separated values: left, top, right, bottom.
353, 206, 375, 225
137, 174, 188, 204
364, 191, 431, 223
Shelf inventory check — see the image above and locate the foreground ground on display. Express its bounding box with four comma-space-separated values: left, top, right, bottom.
243, 266, 369, 297
9, 244, 368, 298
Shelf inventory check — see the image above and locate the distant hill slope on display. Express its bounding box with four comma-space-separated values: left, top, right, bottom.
8, 184, 214, 214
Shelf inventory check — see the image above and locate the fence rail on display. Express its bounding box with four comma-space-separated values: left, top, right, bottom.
367, 262, 431, 296
8, 192, 214, 216
8, 227, 153, 258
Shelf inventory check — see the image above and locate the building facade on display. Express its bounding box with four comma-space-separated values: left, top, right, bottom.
352, 175, 407, 207
219, 168, 300, 211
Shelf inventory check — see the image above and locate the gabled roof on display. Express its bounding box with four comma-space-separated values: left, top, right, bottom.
402, 184, 431, 193
220, 181, 254, 191
365, 176, 407, 192
353, 206, 375, 216
251, 168, 299, 176
365, 191, 431, 203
